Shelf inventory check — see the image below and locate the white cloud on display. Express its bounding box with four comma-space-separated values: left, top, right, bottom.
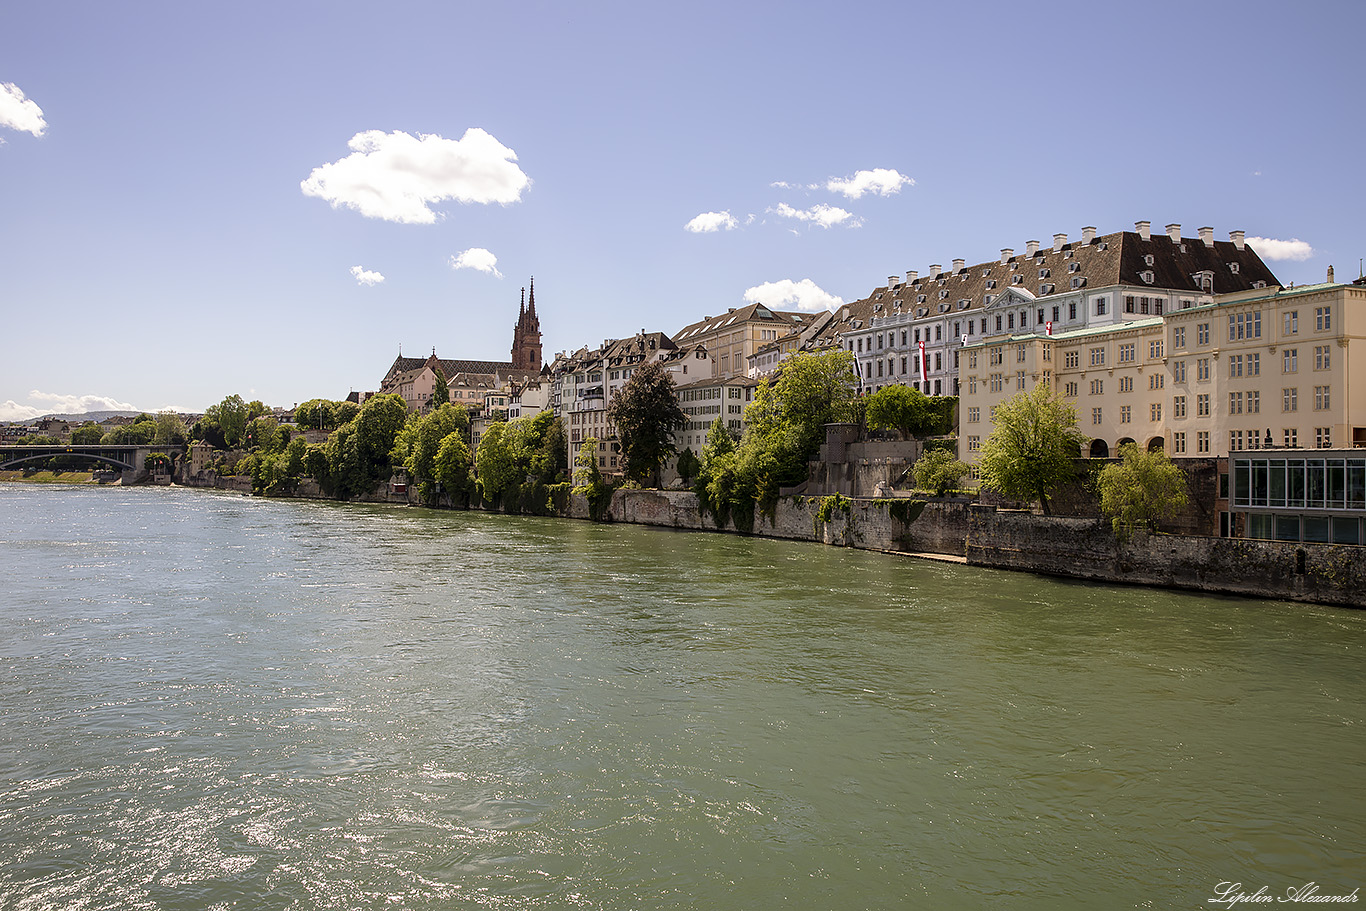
449, 247, 503, 277
0, 82, 46, 137
350, 265, 385, 286
684, 210, 738, 233
826, 168, 914, 199
301, 128, 530, 224
768, 202, 861, 229
770, 181, 798, 189
743, 278, 844, 313
1246, 236, 1314, 262
1, 391, 141, 421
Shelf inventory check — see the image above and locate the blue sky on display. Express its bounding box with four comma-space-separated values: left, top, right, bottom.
2, 0, 1362, 418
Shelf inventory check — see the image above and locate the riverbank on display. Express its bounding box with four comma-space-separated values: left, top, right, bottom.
0, 469, 106, 485
50, 468, 1366, 609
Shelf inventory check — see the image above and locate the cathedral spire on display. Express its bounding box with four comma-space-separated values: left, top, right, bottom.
528, 276, 537, 320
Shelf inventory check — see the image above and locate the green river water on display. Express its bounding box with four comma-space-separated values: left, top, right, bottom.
0, 483, 1361, 909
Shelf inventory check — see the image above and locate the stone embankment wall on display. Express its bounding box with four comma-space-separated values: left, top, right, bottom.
598, 489, 1366, 608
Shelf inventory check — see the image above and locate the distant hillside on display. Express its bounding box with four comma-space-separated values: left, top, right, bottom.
17, 411, 142, 426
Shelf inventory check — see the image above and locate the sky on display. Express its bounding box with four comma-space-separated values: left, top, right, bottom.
2, 0, 1363, 419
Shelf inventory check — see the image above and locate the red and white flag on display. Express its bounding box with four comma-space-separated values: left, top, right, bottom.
918, 339, 927, 385
1046, 320, 1053, 336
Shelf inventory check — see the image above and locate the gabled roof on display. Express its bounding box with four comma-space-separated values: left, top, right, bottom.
672, 302, 808, 341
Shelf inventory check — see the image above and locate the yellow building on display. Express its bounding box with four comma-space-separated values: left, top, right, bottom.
959, 279, 1366, 467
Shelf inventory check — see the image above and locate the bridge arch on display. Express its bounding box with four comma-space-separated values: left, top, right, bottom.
0, 452, 136, 471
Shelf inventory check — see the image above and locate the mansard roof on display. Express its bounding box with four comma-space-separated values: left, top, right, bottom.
673, 302, 808, 342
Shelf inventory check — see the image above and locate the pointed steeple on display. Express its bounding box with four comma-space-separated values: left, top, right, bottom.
528, 277, 537, 321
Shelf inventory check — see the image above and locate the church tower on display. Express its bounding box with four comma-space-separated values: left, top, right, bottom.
511, 278, 543, 372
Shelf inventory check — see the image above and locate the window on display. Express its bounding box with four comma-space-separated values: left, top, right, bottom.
1017, 343, 1027, 363
1173, 360, 1187, 383
968, 377, 977, 394
1316, 306, 1332, 331
1173, 396, 1187, 418
1173, 432, 1186, 454
1043, 344, 1053, 362
1229, 312, 1261, 341
1119, 343, 1136, 363
1284, 428, 1298, 448
1283, 349, 1298, 373
1315, 345, 1331, 370
968, 351, 978, 368
967, 435, 980, 452
1096, 297, 1108, 316
1016, 370, 1026, 390
1229, 392, 1243, 415
1197, 358, 1210, 381
995, 315, 1003, 332
1149, 340, 1164, 359
990, 374, 1003, 393
1196, 323, 1210, 346
1316, 427, 1332, 448
1090, 378, 1104, 395
1090, 346, 1105, 366
1230, 430, 1244, 452
1120, 405, 1132, 424
1150, 403, 1162, 422
1092, 407, 1103, 425
1197, 394, 1210, 417
1283, 388, 1298, 412
1197, 431, 1210, 454
990, 347, 1003, 366
1314, 385, 1331, 410
1229, 354, 1243, 378
1064, 350, 1080, 368
1247, 391, 1260, 414
1247, 353, 1260, 376
968, 407, 980, 423
1125, 295, 1136, 314
1284, 311, 1298, 335
1149, 373, 1164, 390
1118, 376, 1133, 393
1069, 302, 1078, 320
1173, 326, 1186, 349
1065, 381, 1079, 397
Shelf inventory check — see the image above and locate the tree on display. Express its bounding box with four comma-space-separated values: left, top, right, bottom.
401, 403, 469, 482
675, 447, 700, 485
296, 399, 338, 431
321, 393, 408, 498
913, 447, 969, 497
245, 415, 283, 453
71, 423, 103, 445
433, 433, 472, 500
865, 384, 932, 438
153, 410, 188, 446
475, 421, 520, 503
606, 361, 687, 487
432, 371, 450, 408
977, 383, 1087, 516
1099, 444, 1189, 540
205, 394, 249, 448
741, 349, 858, 495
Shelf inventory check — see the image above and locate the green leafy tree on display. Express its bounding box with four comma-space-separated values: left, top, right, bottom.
572, 437, 613, 518
205, 394, 250, 448
1099, 444, 1189, 540
475, 421, 520, 504
913, 447, 969, 497
865, 384, 932, 438
71, 423, 103, 444
335, 400, 360, 424
433, 433, 472, 501
432, 371, 450, 408
245, 415, 283, 453
606, 361, 687, 487
322, 394, 408, 498
246, 400, 268, 421
296, 399, 338, 431
102, 419, 157, 445
403, 403, 469, 482
978, 383, 1087, 516
675, 447, 700, 485
152, 411, 188, 446
743, 349, 858, 492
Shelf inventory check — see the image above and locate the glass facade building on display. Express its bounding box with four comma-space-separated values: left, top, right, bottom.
1230, 450, 1366, 544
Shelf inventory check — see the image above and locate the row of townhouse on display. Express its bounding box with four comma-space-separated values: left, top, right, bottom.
959, 278, 1366, 461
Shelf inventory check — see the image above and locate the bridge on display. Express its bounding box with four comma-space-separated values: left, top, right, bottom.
0, 443, 188, 473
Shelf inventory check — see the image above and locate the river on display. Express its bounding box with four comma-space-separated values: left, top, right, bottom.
0, 483, 1362, 909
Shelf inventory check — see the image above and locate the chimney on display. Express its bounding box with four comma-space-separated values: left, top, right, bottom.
1000, 248, 1014, 264
952, 258, 965, 273
929, 263, 942, 279
1081, 226, 1097, 245
1136, 220, 1151, 241
1166, 223, 1182, 244
1026, 239, 1040, 257
1230, 230, 1246, 251
1053, 233, 1068, 252
1328, 265, 1335, 283
888, 275, 900, 288
906, 270, 918, 283
1198, 226, 1215, 247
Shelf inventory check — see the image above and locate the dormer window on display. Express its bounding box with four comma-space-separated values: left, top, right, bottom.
1064, 250, 1074, 259
876, 292, 883, 300
917, 294, 927, 303
939, 302, 951, 313
986, 279, 997, 290
939, 289, 949, 299
1068, 262, 1080, 272
1144, 254, 1155, 266
1071, 276, 1086, 289
1141, 270, 1155, 284
1039, 268, 1050, 278
1040, 283, 1055, 295
1229, 263, 1240, 274
957, 299, 970, 310
1012, 274, 1024, 285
